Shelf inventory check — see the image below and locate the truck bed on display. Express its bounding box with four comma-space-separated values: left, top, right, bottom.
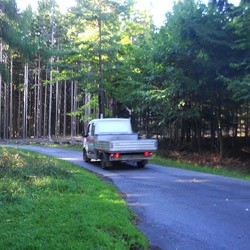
94, 139, 157, 153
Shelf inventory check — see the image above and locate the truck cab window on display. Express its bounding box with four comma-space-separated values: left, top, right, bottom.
91, 124, 95, 136
86, 124, 91, 137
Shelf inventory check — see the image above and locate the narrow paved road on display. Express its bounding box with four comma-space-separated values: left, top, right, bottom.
3, 145, 250, 250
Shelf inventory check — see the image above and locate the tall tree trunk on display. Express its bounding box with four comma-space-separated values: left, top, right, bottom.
63, 80, 67, 138
3, 55, 8, 140
18, 87, 21, 138
233, 108, 238, 148
39, 68, 43, 138
9, 55, 13, 139
217, 106, 223, 164
211, 114, 215, 150
196, 119, 201, 154
85, 89, 91, 126
36, 63, 39, 139
0, 41, 2, 139
44, 73, 48, 138
71, 80, 74, 138
13, 80, 16, 137
48, 17, 54, 140
48, 68, 53, 140
6, 70, 9, 139
23, 63, 28, 139
57, 81, 62, 137
55, 66, 59, 138
26, 64, 28, 138
34, 76, 37, 138
55, 42, 60, 139
37, 55, 42, 138
98, 18, 105, 118
28, 84, 32, 137
23, 65, 26, 139
55, 81, 58, 138
3, 80, 7, 139
73, 82, 77, 136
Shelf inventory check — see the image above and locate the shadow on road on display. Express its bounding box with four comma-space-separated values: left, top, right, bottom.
91, 161, 147, 171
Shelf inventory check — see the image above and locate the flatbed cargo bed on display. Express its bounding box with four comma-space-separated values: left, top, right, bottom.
94, 139, 157, 153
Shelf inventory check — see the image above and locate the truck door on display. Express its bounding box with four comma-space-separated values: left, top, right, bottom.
86, 123, 95, 159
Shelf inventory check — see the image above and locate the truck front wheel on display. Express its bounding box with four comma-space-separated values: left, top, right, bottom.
83, 150, 91, 163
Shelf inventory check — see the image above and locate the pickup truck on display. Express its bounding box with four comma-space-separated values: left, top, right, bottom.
83, 118, 158, 169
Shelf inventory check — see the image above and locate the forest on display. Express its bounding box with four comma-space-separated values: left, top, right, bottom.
0, 0, 250, 162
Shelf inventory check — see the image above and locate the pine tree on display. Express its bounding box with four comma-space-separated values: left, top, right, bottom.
70, 0, 132, 118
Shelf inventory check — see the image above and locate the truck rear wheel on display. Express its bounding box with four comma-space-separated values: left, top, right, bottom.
137, 161, 146, 168
101, 159, 108, 170
100, 153, 112, 170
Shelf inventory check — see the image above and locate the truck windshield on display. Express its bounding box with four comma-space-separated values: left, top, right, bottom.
95, 120, 132, 134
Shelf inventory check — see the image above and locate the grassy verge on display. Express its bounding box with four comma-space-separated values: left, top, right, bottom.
0, 147, 149, 249
28, 143, 82, 151
150, 155, 250, 181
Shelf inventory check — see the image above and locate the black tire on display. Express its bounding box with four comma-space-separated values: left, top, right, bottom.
83, 150, 90, 163
101, 159, 108, 170
100, 153, 110, 170
137, 161, 145, 168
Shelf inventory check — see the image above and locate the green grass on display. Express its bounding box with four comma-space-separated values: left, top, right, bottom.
28, 142, 83, 151
0, 147, 149, 249
150, 155, 250, 181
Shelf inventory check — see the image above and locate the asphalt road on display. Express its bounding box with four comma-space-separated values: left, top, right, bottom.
3, 145, 250, 250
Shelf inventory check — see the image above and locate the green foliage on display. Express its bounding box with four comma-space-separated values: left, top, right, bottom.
226, 74, 250, 103
119, 0, 248, 141
63, 0, 135, 119
0, 63, 9, 80
225, 2, 250, 105
0, 1, 37, 61
0, 0, 18, 20
0, 147, 149, 249
1, 0, 250, 149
